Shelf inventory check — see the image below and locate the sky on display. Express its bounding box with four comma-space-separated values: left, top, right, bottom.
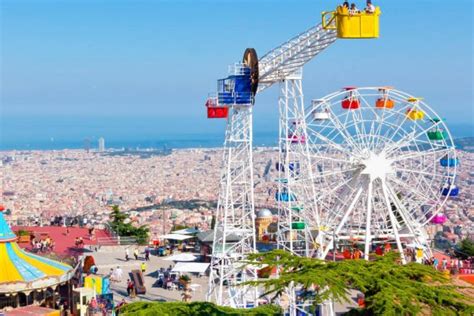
1, 0, 473, 147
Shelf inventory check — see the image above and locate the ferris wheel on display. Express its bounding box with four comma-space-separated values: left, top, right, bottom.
305, 87, 459, 263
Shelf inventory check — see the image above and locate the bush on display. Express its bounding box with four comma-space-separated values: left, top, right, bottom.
119, 301, 282, 316
16, 229, 31, 236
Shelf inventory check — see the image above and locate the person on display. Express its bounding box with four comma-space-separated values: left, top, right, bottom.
349, 3, 359, 15
125, 248, 129, 261
144, 247, 150, 261
342, 1, 349, 8
141, 262, 147, 273
433, 257, 439, 270
365, 0, 375, 13
126, 279, 134, 296
442, 258, 448, 270
116, 299, 127, 316
134, 248, 139, 260
116, 266, 123, 282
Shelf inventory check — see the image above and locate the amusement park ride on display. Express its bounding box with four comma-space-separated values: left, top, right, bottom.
205, 4, 459, 315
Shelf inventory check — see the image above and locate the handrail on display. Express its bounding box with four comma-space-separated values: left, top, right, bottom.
322, 11, 336, 30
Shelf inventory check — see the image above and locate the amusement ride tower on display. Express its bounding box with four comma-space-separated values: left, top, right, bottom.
206, 5, 381, 312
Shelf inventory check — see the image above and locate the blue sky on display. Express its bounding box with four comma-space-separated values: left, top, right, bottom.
1, 0, 473, 145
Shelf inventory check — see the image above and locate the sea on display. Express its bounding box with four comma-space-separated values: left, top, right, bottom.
0, 116, 472, 151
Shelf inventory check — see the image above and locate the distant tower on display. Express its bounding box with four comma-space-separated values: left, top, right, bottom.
84, 138, 91, 153
98, 137, 105, 152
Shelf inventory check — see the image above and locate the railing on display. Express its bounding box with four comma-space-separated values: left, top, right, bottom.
322, 11, 337, 30
96, 236, 138, 246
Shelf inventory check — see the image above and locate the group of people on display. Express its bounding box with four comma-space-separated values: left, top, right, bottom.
424, 256, 473, 274
124, 246, 151, 261
108, 266, 124, 282
155, 266, 182, 291
30, 236, 55, 253
341, 0, 376, 15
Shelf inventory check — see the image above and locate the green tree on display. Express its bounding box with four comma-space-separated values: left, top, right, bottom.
245, 250, 474, 315
456, 238, 474, 259
118, 301, 281, 315
109, 205, 149, 245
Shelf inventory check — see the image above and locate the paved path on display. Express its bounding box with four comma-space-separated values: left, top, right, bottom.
91, 247, 358, 313
92, 247, 208, 305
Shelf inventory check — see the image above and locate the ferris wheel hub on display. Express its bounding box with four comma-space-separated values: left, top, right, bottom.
360, 152, 394, 181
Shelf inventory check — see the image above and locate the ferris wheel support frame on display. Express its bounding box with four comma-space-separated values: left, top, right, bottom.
277, 73, 323, 258
277, 74, 330, 316
207, 105, 259, 308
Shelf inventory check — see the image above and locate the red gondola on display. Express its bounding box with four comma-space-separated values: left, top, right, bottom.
206, 98, 229, 119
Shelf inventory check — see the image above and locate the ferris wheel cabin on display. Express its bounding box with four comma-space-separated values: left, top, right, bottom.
322, 6, 381, 39
440, 155, 459, 167
441, 183, 459, 197
430, 214, 447, 225
312, 99, 331, 120
341, 87, 360, 109
375, 87, 395, 109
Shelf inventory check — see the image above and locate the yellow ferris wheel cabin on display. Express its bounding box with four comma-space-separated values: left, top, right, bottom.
322, 6, 381, 39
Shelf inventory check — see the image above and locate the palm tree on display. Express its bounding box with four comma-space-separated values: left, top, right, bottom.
179, 275, 192, 302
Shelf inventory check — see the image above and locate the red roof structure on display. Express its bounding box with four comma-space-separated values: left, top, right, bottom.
12, 226, 112, 257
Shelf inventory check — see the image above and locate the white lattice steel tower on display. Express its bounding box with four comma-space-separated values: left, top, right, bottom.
207, 63, 259, 308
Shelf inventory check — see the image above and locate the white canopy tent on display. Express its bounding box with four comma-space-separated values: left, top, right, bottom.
164, 253, 198, 262
172, 228, 200, 235
171, 262, 210, 274
159, 234, 194, 241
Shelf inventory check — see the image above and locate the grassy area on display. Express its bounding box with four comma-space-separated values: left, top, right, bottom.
119, 301, 282, 316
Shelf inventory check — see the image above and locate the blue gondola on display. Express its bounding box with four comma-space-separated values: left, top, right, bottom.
275, 191, 297, 202
441, 185, 459, 197
440, 156, 459, 167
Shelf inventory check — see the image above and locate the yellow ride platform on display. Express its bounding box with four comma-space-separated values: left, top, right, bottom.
322, 6, 381, 39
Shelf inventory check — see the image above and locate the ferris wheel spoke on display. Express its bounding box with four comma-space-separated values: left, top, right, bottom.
391, 147, 451, 163
395, 167, 442, 205
314, 166, 360, 178
386, 175, 434, 207
308, 153, 353, 165
306, 126, 354, 157
315, 176, 356, 202
384, 182, 426, 246
325, 105, 364, 154
393, 167, 445, 180
384, 103, 409, 149
358, 93, 379, 150
385, 120, 444, 157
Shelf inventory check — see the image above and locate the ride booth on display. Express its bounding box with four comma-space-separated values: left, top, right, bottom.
206, 64, 254, 118
79, 275, 114, 315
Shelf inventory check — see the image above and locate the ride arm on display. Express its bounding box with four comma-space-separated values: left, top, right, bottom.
257, 23, 337, 93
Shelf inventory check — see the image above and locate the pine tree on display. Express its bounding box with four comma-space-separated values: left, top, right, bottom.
245, 250, 474, 315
